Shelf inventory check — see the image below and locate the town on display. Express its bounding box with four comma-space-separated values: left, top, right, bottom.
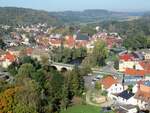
0, 19, 150, 113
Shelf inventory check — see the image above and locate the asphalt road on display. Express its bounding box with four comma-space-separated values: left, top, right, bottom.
84, 62, 123, 90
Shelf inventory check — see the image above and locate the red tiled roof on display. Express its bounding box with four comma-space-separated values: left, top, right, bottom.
65, 36, 75, 47
135, 90, 150, 102
125, 68, 145, 76
49, 39, 61, 45
4, 52, 16, 62
119, 54, 134, 61
139, 61, 150, 74
100, 75, 118, 89
37, 37, 50, 46
26, 48, 33, 55
76, 41, 88, 48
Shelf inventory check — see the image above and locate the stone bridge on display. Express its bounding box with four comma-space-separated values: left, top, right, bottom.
50, 62, 123, 77
51, 62, 75, 72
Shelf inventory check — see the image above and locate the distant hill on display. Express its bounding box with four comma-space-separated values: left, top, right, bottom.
0, 7, 62, 26
99, 14, 150, 38
0, 7, 148, 25
49, 9, 147, 24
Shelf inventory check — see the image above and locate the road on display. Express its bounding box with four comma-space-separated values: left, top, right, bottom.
84, 62, 123, 90
86, 90, 114, 107
86, 90, 100, 106
0, 71, 14, 83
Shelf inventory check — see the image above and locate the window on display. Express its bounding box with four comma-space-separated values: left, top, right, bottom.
120, 87, 122, 91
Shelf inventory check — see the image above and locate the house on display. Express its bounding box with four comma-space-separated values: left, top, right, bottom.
74, 33, 90, 48
139, 61, 150, 75
132, 81, 142, 93
0, 52, 16, 68
64, 36, 76, 48
49, 38, 61, 47
26, 48, 33, 56
134, 80, 150, 110
124, 68, 145, 85
19, 48, 33, 57
116, 105, 137, 113
36, 36, 50, 47
119, 61, 143, 72
91, 32, 122, 49
118, 53, 144, 72
140, 49, 150, 60
119, 53, 135, 61
75, 33, 90, 41
100, 75, 123, 95
132, 52, 144, 61
116, 90, 137, 105
29, 48, 49, 61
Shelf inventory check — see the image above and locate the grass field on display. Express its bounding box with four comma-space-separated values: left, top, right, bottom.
61, 105, 100, 113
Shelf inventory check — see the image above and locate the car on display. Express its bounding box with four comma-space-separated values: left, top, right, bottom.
91, 81, 95, 85
96, 75, 102, 79
100, 107, 112, 113
93, 78, 98, 81
138, 110, 149, 113
88, 73, 92, 76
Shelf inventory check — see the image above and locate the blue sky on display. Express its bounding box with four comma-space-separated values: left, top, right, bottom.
0, 0, 150, 12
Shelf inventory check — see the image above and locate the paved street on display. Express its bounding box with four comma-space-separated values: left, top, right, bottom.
84, 62, 123, 90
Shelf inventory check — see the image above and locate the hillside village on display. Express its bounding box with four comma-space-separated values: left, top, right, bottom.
0, 22, 150, 113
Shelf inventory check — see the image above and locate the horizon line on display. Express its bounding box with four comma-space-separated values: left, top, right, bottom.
0, 6, 150, 13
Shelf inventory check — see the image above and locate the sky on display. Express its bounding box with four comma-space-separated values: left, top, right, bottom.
0, 0, 150, 12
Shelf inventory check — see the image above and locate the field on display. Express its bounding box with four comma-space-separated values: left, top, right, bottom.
61, 105, 100, 113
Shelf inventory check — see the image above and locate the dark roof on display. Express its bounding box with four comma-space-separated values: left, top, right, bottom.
116, 105, 137, 113
116, 108, 127, 113
117, 90, 134, 100
76, 33, 89, 41
144, 81, 150, 87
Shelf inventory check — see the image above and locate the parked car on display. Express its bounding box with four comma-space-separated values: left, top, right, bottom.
100, 107, 112, 113
138, 110, 149, 113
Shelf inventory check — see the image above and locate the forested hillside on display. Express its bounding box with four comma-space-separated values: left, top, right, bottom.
0, 7, 62, 26
0, 7, 146, 25
100, 15, 150, 49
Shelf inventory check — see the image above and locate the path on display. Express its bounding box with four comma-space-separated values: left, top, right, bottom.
86, 90, 114, 107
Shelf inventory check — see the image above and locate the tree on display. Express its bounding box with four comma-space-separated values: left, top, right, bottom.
128, 85, 133, 92
13, 103, 38, 113
147, 37, 150, 48
32, 69, 47, 89
13, 78, 40, 113
114, 56, 119, 70
7, 62, 18, 76
61, 75, 71, 110
80, 25, 97, 36
95, 82, 101, 90
92, 40, 108, 66
69, 66, 84, 96
0, 80, 8, 92
61, 81, 70, 110
0, 38, 6, 50
83, 40, 108, 67
0, 87, 22, 113
17, 63, 35, 79
19, 56, 41, 70
43, 71, 64, 113
80, 64, 92, 76
41, 55, 49, 66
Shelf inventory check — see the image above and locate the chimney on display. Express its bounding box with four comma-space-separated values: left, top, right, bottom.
122, 74, 125, 90
137, 82, 141, 91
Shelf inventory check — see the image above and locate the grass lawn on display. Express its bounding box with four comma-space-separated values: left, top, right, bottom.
61, 104, 100, 113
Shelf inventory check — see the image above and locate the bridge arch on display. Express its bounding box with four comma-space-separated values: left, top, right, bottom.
50, 66, 57, 70
61, 67, 68, 73
50, 62, 75, 71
